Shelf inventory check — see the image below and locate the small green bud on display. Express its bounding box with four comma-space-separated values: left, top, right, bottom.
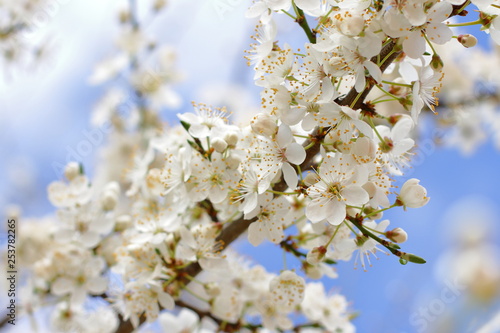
430, 54, 443, 71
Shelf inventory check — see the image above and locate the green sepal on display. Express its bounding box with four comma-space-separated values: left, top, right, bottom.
180, 120, 191, 132
186, 139, 197, 150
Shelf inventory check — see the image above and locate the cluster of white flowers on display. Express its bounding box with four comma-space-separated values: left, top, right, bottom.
8, 0, 500, 332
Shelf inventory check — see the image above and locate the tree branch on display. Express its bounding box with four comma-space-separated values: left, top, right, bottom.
114, 39, 402, 333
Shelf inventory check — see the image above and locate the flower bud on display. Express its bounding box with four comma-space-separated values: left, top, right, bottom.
224, 132, 239, 147
101, 190, 118, 211
386, 227, 408, 243
64, 162, 81, 181
457, 34, 477, 48
102, 182, 120, 209
306, 246, 327, 265
115, 215, 132, 231
430, 54, 443, 72
251, 113, 277, 137
211, 137, 228, 153
397, 178, 430, 208
105, 181, 120, 195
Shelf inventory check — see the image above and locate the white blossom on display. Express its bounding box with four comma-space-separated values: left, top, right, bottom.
246, 192, 290, 245
306, 153, 369, 225
398, 178, 430, 208
269, 270, 305, 312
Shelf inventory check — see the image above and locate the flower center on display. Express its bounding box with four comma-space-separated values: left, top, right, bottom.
327, 182, 343, 200
210, 173, 223, 186
76, 220, 88, 233
379, 137, 394, 153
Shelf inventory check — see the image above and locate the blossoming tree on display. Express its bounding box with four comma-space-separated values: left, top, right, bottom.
4, 0, 500, 332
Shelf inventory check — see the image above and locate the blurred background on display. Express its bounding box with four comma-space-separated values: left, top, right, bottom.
1, 0, 500, 332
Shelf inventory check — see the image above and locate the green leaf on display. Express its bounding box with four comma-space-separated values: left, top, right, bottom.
407, 254, 426, 264
400, 253, 426, 264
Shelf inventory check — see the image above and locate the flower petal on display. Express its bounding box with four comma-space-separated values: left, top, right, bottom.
277, 124, 293, 147
342, 185, 369, 205
403, 31, 426, 59
158, 292, 175, 310
306, 197, 333, 222
245, 2, 267, 18
180, 226, 197, 248
326, 200, 347, 226
87, 276, 108, 294
282, 162, 298, 190
392, 116, 414, 142
52, 277, 74, 296
427, 24, 453, 45
265, 219, 284, 244
364, 60, 382, 83
248, 221, 265, 246
285, 142, 306, 165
